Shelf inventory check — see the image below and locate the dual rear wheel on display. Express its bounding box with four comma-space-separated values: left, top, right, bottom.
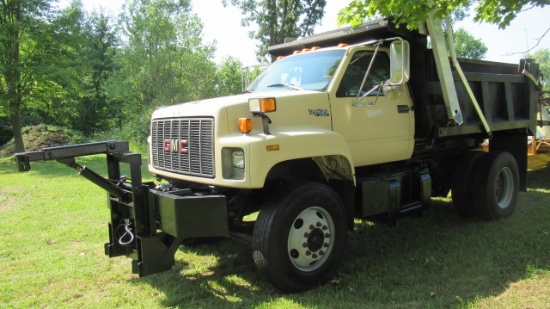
451, 151, 519, 220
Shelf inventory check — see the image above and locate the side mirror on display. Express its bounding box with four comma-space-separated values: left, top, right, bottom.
382, 80, 404, 100
390, 40, 410, 84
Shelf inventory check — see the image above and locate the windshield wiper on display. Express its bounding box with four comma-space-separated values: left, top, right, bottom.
267, 83, 303, 90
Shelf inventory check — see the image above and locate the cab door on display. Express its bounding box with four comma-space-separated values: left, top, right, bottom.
329, 49, 414, 167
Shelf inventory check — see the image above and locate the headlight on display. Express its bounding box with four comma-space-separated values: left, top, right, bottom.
222, 148, 245, 180
232, 149, 245, 168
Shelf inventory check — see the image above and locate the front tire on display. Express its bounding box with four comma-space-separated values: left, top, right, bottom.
252, 182, 347, 292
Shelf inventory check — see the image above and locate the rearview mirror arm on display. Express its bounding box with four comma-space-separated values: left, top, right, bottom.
354, 40, 383, 104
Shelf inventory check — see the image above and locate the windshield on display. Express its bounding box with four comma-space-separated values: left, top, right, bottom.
246, 49, 345, 93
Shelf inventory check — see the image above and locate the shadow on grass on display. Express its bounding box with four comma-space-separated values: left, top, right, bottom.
136, 167, 550, 308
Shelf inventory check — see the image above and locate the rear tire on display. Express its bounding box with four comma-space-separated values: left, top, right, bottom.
451, 151, 486, 217
472, 151, 519, 220
252, 182, 347, 292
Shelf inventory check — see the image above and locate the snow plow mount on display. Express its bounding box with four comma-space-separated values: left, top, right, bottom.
14, 141, 228, 277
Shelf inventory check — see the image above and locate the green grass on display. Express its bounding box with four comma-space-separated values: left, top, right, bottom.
1, 154, 549, 308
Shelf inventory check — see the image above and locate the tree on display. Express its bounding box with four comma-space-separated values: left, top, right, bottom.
12, 1, 120, 137
30, 0, 94, 133
215, 56, 244, 97
0, 0, 54, 152
114, 0, 217, 111
223, 0, 327, 62
102, 0, 218, 141
71, 10, 121, 135
453, 28, 488, 59
338, 0, 549, 29
530, 48, 549, 90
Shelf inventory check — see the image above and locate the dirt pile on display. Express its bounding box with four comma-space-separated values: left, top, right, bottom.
0, 125, 82, 157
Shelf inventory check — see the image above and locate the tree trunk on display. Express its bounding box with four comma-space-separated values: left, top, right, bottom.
9, 106, 25, 153
2, 0, 26, 153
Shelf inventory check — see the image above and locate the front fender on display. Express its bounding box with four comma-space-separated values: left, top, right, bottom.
244, 129, 355, 188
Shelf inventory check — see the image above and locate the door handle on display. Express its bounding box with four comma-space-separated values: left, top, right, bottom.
397, 105, 411, 113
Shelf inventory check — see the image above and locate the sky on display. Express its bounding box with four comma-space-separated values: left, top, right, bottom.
65, 0, 550, 66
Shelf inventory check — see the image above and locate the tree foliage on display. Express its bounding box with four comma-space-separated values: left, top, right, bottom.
338, 0, 549, 30
75, 11, 121, 134
114, 0, 216, 111
223, 0, 327, 62
14, 1, 122, 137
530, 48, 550, 90
453, 28, 488, 59
0, 0, 262, 149
215, 56, 244, 97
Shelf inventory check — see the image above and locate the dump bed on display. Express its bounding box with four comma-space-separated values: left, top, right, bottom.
416, 53, 539, 142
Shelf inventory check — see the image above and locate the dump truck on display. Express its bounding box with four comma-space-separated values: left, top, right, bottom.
15, 18, 542, 292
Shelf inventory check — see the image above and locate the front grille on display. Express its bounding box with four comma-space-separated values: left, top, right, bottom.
151, 118, 215, 178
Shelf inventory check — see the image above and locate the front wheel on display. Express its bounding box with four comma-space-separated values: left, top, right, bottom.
252, 182, 347, 292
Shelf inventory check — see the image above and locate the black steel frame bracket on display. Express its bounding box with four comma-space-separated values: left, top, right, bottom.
15, 140, 229, 278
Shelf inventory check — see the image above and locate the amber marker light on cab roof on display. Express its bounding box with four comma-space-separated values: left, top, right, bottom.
238, 118, 252, 134
249, 97, 277, 113
338, 43, 348, 47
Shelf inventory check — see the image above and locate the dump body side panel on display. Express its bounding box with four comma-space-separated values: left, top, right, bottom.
414, 51, 537, 142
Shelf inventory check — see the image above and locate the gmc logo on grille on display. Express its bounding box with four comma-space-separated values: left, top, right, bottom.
163, 139, 188, 154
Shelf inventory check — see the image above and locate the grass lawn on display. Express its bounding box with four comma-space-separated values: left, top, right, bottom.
1, 154, 549, 308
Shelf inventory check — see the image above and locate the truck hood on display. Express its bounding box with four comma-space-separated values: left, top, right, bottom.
151, 90, 324, 119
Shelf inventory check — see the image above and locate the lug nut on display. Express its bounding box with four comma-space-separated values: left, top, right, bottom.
306, 250, 311, 256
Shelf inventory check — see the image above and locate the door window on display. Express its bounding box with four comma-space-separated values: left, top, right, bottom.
336, 51, 390, 97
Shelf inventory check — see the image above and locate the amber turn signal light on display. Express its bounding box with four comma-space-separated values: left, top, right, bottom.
238, 118, 252, 134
